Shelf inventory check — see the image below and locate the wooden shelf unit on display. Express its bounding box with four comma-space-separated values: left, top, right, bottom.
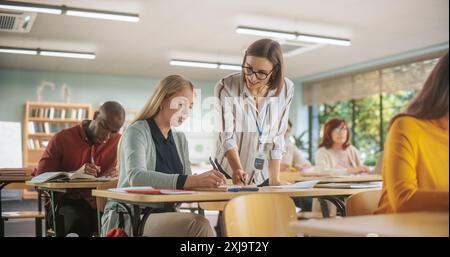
23, 101, 93, 168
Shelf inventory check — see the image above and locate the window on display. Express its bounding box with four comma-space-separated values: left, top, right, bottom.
307, 56, 440, 166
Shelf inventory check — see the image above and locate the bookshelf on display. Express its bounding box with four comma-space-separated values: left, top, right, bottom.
23, 101, 93, 168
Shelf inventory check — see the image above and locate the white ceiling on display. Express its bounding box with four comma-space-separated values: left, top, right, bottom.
0, 0, 448, 81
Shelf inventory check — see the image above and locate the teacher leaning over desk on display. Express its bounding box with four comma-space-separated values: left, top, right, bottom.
214, 38, 294, 186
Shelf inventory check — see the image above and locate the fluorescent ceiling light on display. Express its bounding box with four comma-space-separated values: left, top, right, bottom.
40, 51, 95, 59
65, 9, 139, 22
236, 26, 296, 40
0, 2, 62, 14
0, 1, 139, 22
170, 60, 242, 71
236, 26, 351, 46
0, 47, 37, 55
218, 64, 242, 71
0, 46, 95, 60
170, 60, 219, 69
297, 34, 351, 46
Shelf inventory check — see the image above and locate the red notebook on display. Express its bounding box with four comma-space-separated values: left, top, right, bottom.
125, 189, 195, 195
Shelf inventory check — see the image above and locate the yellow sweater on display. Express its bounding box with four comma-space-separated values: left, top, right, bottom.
376, 116, 449, 214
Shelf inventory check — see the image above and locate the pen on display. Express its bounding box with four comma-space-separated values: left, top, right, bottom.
247, 170, 255, 185
213, 158, 232, 179
90, 146, 95, 165
241, 176, 246, 186
209, 156, 218, 172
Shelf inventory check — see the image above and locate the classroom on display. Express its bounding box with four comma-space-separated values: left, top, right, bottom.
0, 0, 448, 241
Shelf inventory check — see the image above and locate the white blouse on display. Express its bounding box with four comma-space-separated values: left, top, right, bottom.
214, 73, 294, 184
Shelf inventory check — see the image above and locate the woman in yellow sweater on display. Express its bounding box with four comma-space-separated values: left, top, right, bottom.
376, 52, 449, 213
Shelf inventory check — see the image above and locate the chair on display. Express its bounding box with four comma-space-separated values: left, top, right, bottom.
346, 189, 382, 216
95, 180, 118, 236
224, 194, 297, 237
1, 183, 45, 237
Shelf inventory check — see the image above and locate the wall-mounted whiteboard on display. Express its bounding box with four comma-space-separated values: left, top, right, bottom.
0, 121, 23, 168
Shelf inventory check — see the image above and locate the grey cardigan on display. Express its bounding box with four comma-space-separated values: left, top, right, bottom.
101, 120, 192, 236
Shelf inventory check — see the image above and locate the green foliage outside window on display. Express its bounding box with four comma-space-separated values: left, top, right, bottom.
318, 90, 416, 166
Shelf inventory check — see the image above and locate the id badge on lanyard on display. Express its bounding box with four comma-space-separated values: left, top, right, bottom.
253, 107, 269, 171
254, 145, 265, 170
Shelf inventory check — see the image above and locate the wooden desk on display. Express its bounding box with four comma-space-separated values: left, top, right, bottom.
290, 212, 449, 237
26, 180, 117, 237
92, 187, 377, 203
0, 168, 33, 237
280, 172, 382, 184
26, 181, 110, 190
92, 187, 377, 236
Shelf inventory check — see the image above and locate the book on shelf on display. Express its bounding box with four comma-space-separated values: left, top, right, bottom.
60, 109, 66, 119
43, 122, 50, 133
49, 107, 55, 119
33, 139, 40, 149
28, 122, 35, 133
41, 139, 49, 148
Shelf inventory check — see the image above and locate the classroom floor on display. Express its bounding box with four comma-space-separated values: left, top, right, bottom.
2, 199, 220, 237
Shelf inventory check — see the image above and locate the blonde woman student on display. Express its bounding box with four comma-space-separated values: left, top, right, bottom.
215, 38, 294, 186
102, 75, 226, 237
376, 52, 449, 214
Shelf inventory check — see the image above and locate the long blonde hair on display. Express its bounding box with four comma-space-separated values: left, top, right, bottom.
132, 74, 194, 124
115, 75, 194, 168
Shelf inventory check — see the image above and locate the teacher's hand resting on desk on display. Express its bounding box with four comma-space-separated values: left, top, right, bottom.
183, 170, 227, 189
232, 168, 248, 185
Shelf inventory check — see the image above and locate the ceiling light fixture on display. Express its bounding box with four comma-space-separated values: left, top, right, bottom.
236, 26, 351, 46
0, 1, 61, 14
0, 1, 139, 22
0, 47, 37, 55
170, 59, 241, 71
65, 9, 139, 22
236, 26, 296, 40
0, 46, 95, 59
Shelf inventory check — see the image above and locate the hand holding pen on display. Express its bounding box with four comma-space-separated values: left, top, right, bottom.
232, 168, 248, 185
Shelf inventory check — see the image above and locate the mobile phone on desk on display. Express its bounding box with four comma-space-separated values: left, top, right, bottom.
227, 186, 259, 192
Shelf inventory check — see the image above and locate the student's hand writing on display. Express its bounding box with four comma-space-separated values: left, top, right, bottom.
232, 169, 247, 185
101, 168, 119, 178
80, 163, 101, 177
184, 170, 227, 189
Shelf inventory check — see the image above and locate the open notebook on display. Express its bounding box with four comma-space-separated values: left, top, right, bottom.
314, 181, 382, 189
192, 185, 259, 192
109, 186, 196, 195
31, 171, 114, 183
269, 180, 321, 189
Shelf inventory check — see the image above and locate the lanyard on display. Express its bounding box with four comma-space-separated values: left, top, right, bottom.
250, 105, 270, 146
